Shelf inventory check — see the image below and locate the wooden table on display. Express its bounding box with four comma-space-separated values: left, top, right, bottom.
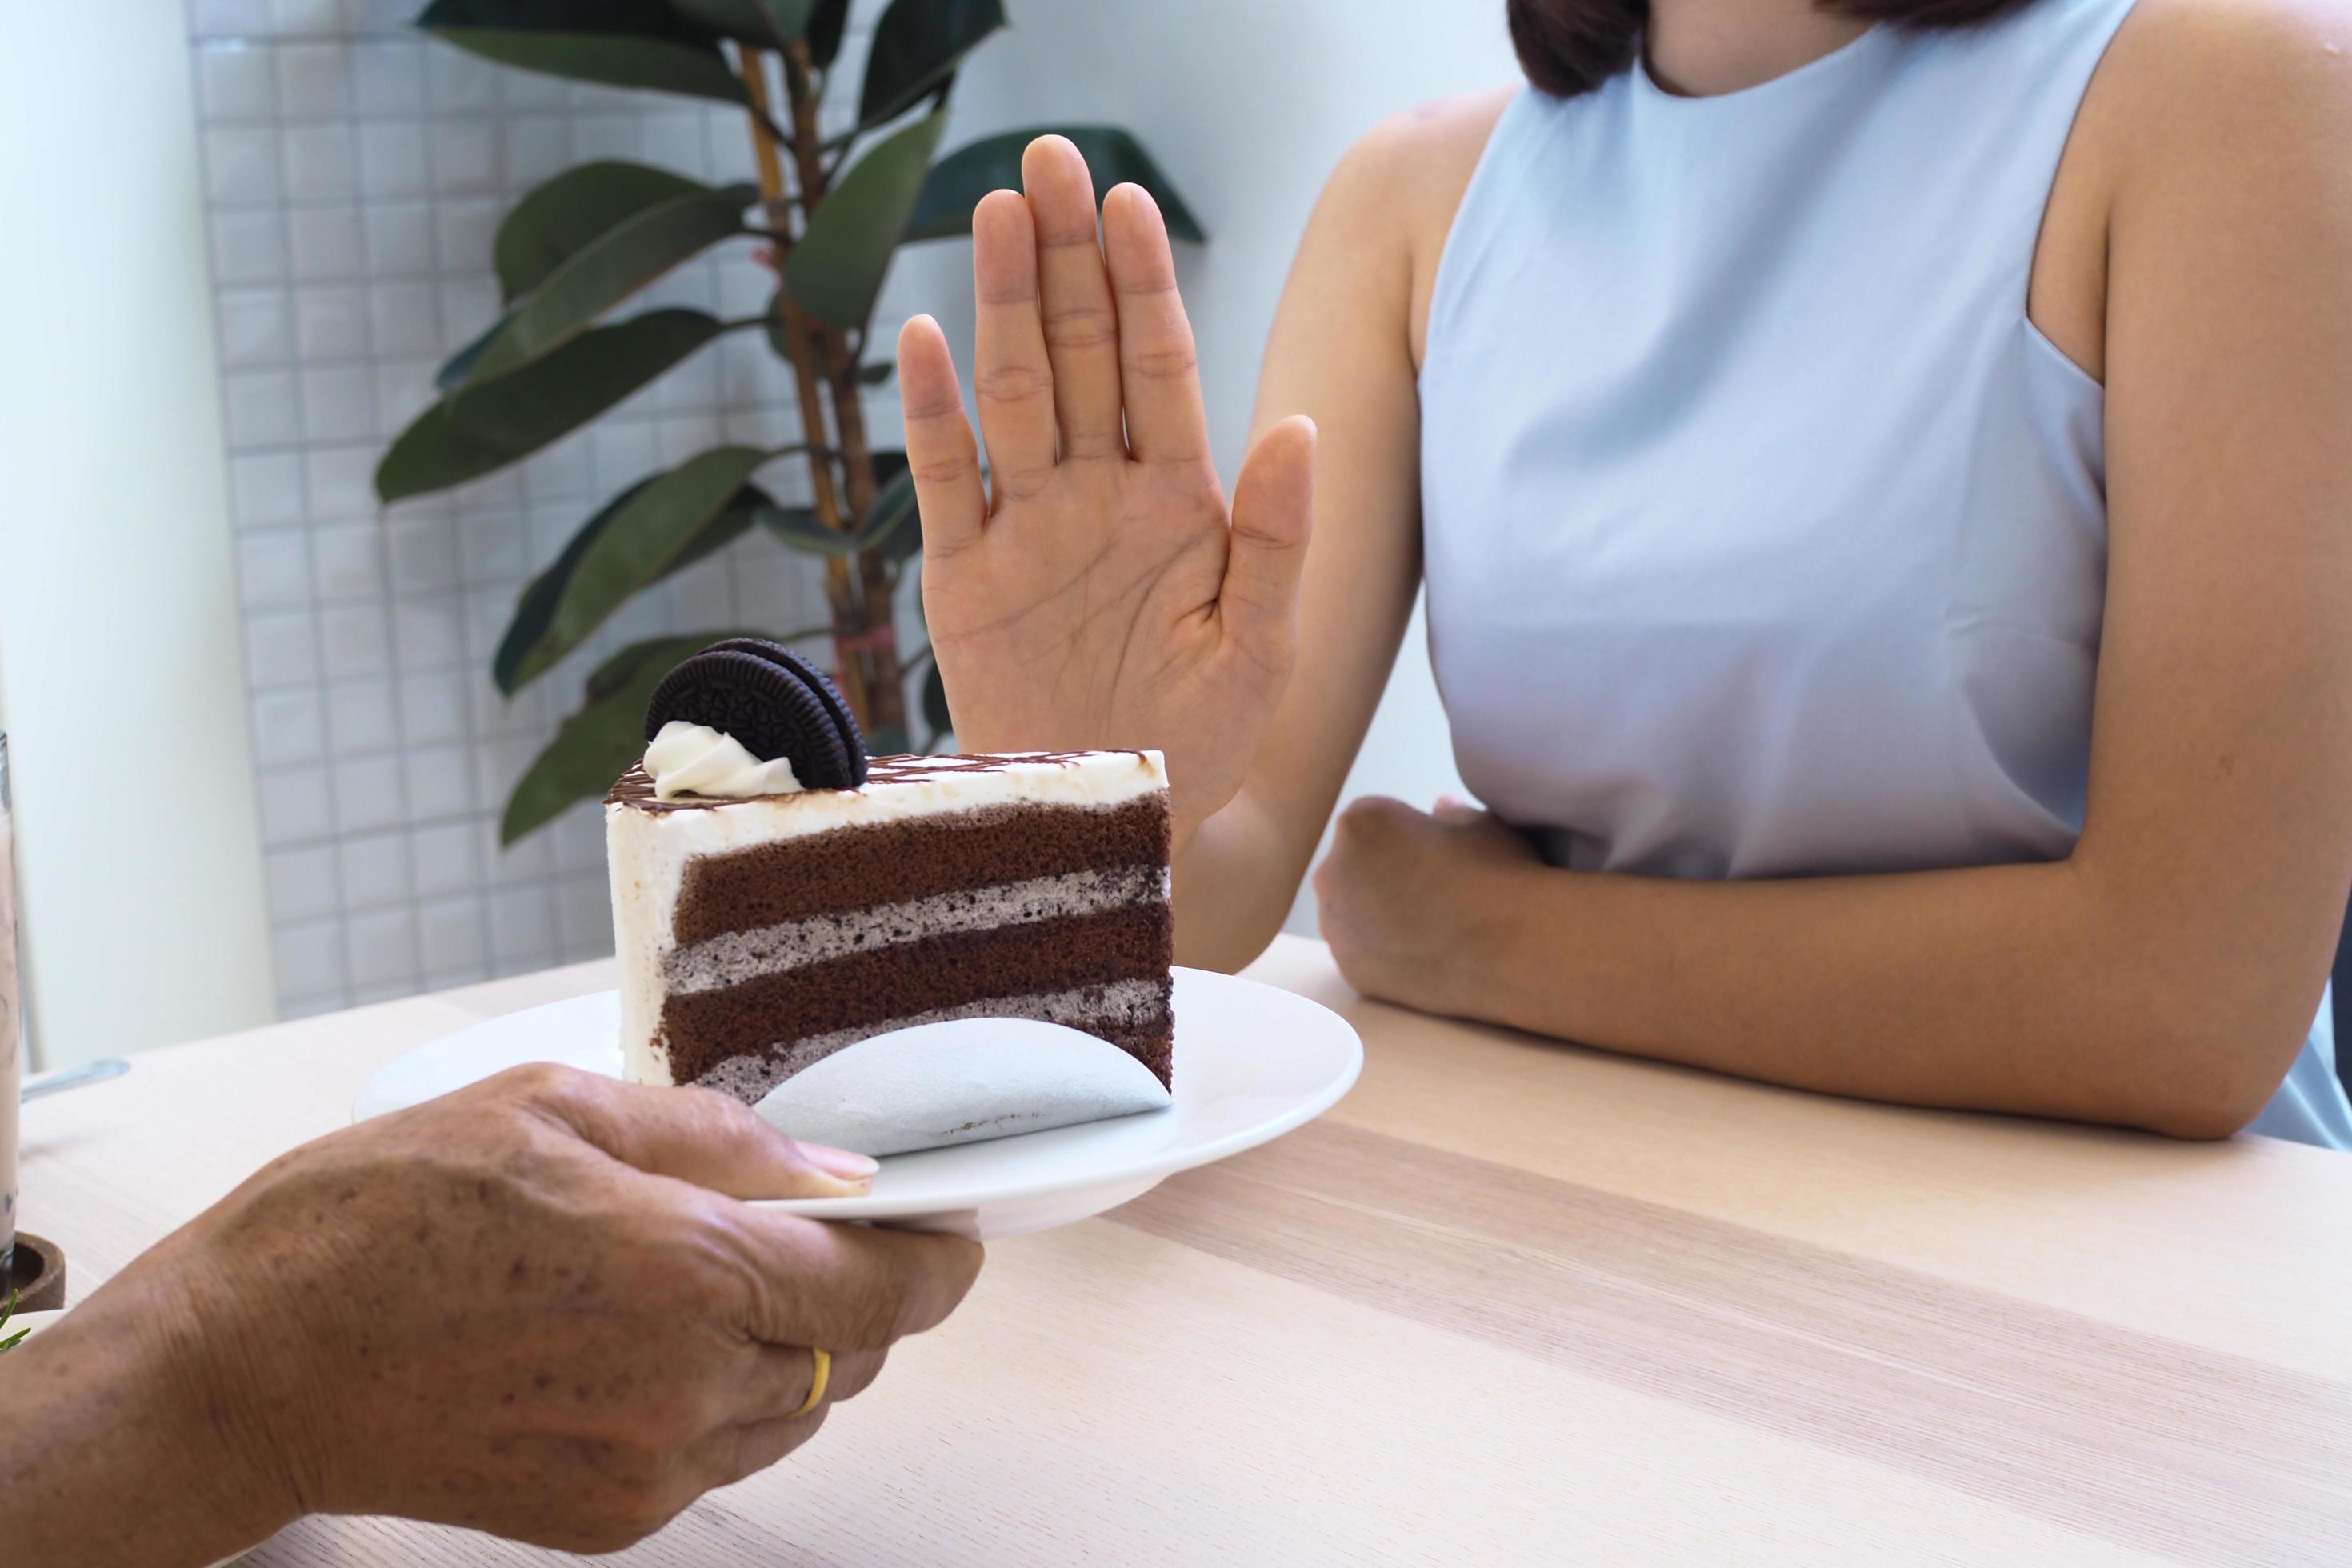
20, 936, 2352, 1563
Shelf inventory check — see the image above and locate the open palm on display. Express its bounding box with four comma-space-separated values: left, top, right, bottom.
897, 136, 1315, 842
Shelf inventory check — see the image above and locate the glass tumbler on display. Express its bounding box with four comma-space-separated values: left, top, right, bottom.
1, 734, 19, 1285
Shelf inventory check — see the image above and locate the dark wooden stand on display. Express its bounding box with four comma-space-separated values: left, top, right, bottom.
9, 1231, 64, 1313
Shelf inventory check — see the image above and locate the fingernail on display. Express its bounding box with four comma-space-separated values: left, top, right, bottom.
802, 1142, 880, 1181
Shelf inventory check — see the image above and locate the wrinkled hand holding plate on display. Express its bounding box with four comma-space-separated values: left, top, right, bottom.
355, 969, 1362, 1239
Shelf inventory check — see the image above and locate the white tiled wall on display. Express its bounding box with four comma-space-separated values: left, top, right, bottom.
186, 1, 904, 1018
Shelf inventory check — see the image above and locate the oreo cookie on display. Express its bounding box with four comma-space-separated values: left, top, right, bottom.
645, 638, 870, 790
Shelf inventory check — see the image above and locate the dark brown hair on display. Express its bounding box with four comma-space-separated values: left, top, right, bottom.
1506, 0, 2038, 98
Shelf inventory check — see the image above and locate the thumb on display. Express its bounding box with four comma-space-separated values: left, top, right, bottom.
509, 1067, 878, 1200
1221, 414, 1316, 674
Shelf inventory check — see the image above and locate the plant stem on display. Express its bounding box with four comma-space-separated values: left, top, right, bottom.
826, 327, 910, 738
739, 44, 873, 726
778, 41, 908, 743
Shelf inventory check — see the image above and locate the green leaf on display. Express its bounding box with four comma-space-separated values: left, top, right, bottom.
419, 2, 747, 105
502, 658, 671, 845
858, 0, 1003, 129
422, 0, 714, 32
430, 30, 747, 103
495, 161, 708, 303
445, 314, 733, 445
887, 522, 926, 565
466, 183, 756, 383
494, 475, 649, 692
666, 0, 814, 45
906, 126, 1206, 244
409, 309, 730, 482
854, 451, 917, 552
763, 290, 797, 359
864, 450, 927, 563
492, 477, 771, 694
921, 658, 952, 737
583, 627, 774, 706
806, 0, 850, 66
501, 446, 774, 690
759, 504, 858, 558
376, 403, 511, 503
785, 110, 946, 330
435, 312, 511, 394
670, 485, 762, 574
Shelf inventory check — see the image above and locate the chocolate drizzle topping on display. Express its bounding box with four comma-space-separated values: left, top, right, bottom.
606, 750, 1153, 811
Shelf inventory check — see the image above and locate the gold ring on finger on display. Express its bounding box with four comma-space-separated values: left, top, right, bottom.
790, 1347, 831, 1419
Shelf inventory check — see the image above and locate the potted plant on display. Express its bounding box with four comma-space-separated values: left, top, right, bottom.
376, 0, 1202, 844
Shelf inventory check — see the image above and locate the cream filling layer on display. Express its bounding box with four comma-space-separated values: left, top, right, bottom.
661, 863, 1170, 995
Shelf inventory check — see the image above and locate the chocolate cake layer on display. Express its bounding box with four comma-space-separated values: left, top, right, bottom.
663, 863, 1167, 994
670, 796, 1169, 943
660, 902, 1174, 1086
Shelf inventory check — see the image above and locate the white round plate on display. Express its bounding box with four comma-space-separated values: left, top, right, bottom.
355, 969, 1361, 1239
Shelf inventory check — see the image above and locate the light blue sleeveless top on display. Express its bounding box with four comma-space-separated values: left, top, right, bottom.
1419, 0, 2352, 1147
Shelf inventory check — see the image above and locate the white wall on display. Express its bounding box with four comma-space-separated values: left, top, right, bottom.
922, 0, 1522, 929
0, 0, 277, 1066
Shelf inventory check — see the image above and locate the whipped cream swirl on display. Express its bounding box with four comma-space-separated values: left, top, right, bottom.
645, 721, 804, 800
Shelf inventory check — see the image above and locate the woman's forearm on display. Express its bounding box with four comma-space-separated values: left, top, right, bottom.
1172, 787, 1311, 972
1442, 854, 2317, 1138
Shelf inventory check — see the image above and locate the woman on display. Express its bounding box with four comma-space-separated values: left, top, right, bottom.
896, 0, 2352, 1145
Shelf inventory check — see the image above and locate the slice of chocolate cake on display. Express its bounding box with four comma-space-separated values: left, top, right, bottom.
605, 640, 1174, 1105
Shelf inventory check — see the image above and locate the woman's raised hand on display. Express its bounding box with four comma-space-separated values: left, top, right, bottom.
898, 135, 1316, 845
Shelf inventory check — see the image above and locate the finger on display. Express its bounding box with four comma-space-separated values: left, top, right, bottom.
1219, 415, 1316, 676
1102, 183, 1211, 466
1022, 135, 1123, 461
514, 1068, 876, 1200
970, 188, 1058, 505
727, 1212, 984, 1350
1433, 794, 1483, 824
897, 316, 986, 556
728, 1344, 887, 1426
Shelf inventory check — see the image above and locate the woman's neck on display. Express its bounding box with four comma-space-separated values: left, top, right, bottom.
1643, 0, 1873, 95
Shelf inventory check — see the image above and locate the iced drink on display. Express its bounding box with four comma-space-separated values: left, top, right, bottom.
1, 737, 18, 1281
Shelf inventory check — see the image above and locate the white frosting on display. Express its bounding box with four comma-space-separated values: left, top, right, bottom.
645, 721, 804, 800
606, 750, 1168, 1086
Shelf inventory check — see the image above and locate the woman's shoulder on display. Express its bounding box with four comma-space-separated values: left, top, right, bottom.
1340, 88, 1518, 190
2080, 0, 2352, 180
2027, 0, 2350, 376
1312, 87, 1519, 367
1334, 87, 1517, 238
